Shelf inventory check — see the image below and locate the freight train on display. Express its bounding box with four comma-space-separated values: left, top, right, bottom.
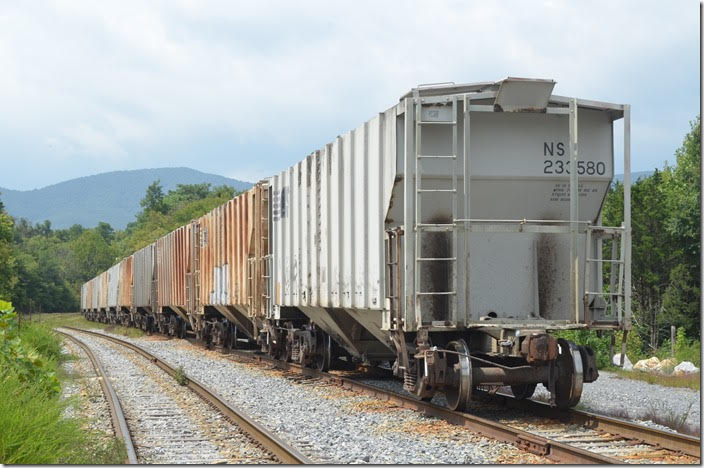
82, 77, 633, 410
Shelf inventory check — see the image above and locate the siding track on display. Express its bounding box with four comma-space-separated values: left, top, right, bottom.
224, 348, 700, 464
58, 327, 309, 464
58, 330, 138, 464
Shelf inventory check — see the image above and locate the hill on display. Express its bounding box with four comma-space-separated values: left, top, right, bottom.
613, 170, 654, 183
0, 168, 252, 229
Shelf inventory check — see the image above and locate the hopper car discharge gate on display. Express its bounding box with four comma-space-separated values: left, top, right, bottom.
383, 78, 632, 410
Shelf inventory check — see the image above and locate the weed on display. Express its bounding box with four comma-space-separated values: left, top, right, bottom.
174, 365, 188, 386
643, 401, 698, 436
606, 406, 631, 420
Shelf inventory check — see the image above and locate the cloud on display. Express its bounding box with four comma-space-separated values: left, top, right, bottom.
0, 0, 698, 189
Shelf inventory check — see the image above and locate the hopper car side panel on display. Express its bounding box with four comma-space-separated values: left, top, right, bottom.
133, 243, 156, 309
107, 263, 120, 309
98, 271, 108, 310
195, 184, 269, 342
157, 225, 190, 311
118, 256, 133, 308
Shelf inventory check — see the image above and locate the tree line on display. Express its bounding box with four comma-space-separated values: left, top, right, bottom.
0, 117, 699, 358
0, 181, 237, 313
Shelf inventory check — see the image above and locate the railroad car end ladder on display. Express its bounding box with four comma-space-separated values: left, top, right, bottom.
413, 95, 459, 326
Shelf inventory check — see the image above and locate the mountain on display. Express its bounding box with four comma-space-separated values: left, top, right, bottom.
0, 168, 252, 229
613, 170, 654, 184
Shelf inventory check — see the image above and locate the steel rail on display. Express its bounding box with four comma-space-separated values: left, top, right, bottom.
226, 349, 701, 464
226, 350, 613, 464
494, 394, 701, 458
57, 330, 138, 464
60, 327, 309, 465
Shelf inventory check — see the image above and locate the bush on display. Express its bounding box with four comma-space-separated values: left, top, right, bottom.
0, 304, 60, 396
675, 328, 701, 366
654, 328, 701, 367
0, 302, 125, 463
550, 328, 646, 369
20, 322, 63, 364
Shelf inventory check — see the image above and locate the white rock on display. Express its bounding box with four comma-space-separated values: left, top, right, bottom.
612, 353, 633, 370
673, 361, 699, 375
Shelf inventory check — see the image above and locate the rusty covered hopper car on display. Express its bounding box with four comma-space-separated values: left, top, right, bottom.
117, 256, 133, 308
195, 182, 269, 347
154, 225, 192, 337
115, 256, 133, 326
266, 77, 633, 409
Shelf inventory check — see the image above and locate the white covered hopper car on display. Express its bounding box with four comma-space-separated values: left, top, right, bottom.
265, 77, 632, 409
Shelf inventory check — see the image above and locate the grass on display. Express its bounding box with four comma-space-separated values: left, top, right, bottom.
31, 312, 145, 338
0, 373, 126, 463
607, 366, 700, 390
1, 320, 127, 464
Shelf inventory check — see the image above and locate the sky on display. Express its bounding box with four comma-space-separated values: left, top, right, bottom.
0, 0, 699, 190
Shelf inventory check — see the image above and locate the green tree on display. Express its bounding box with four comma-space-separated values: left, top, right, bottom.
163, 183, 212, 208
601, 116, 701, 355
69, 230, 116, 281
95, 221, 115, 243
661, 116, 701, 337
0, 210, 17, 301
140, 180, 167, 214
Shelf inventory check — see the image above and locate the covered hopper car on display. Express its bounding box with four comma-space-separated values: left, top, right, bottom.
82, 77, 632, 409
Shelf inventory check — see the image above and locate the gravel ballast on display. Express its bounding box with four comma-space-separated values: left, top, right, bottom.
60, 340, 115, 441
60, 329, 278, 464
78, 330, 547, 464
533, 370, 701, 432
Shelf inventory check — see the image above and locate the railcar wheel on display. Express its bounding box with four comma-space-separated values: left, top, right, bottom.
169, 315, 178, 337
280, 323, 294, 362
510, 383, 537, 400
555, 338, 583, 409
444, 339, 472, 411
313, 333, 332, 371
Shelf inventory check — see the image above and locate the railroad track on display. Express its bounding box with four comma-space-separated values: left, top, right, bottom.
58, 327, 309, 464
223, 348, 700, 464
61, 326, 700, 464
58, 331, 138, 464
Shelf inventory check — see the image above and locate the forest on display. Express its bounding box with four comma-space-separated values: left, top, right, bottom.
0, 117, 700, 363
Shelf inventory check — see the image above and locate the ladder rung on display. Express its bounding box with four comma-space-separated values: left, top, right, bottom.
587, 258, 624, 263
417, 189, 456, 193
418, 155, 456, 159
417, 257, 456, 261
417, 121, 456, 125
585, 291, 623, 296
418, 226, 454, 232
417, 291, 456, 296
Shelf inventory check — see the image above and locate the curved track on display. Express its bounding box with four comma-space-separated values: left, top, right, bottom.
59, 327, 309, 464
58, 330, 139, 464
